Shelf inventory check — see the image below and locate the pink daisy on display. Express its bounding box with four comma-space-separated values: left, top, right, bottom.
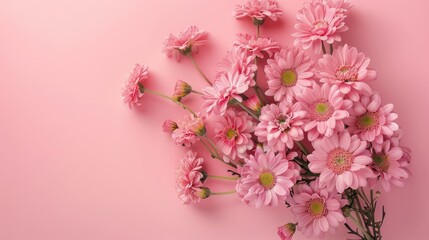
202, 71, 250, 116
264, 47, 315, 102
163, 26, 208, 61
292, 0, 349, 53
297, 83, 352, 141
255, 101, 306, 152
214, 109, 255, 162
289, 180, 347, 238
176, 151, 207, 204
121, 64, 148, 108
308, 131, 375, 193
234, 33, 280, 59
344, 93, 399, 144
318, 44, 377, 101
236, 148, 300, 208
277, 223, 296, 240
368, 140, 410, 192
170, 114, 204, 147
234, 0, 283, 23
216, 46, 257, 86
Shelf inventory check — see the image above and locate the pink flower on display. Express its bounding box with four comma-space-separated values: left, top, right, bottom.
163, 26, 208, 61
217, 46, 257, 86
170, 114, 205, 147
368, 140, 410, 192
344, 93, 399, 144
277, 223, 296, 240
172, 80, 192, 101
318, 44, 377, 101
121, 64, 148, 108
265, 47, 315, 102
255, 101, 306, 152
289, 181, 347, 238
234, 33, 280, 59
176, 151, 206, 204
292, 0, 349, 53
236, 148, 300, 208
325, 0, 352, 14
297, 83, 351, 141
234, 0, 283, 23
214, 109, 255, 162
162, 119, 178, 134
308, 131, 375, 193
244, 95, 262, 114
202, 71, 250, 116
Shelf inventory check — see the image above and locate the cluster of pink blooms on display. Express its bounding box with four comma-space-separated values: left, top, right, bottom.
122, 0, 410, 239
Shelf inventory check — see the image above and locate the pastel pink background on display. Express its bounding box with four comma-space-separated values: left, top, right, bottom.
1, 0, 428, 239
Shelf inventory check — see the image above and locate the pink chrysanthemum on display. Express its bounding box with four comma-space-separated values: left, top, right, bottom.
255, 101, 306, 152
368, 140, 410, 192
163, 26, 208, 61
289, 181, 347, 238
121, 64, 148, 108
234, 33, 280, 59
277, 223, 296, 240
297, 83, 351, 141
217, 47, 257, 86
176, 151, 206, 204
236, 148, 300, 208
318, 44, 377, 101
308, 131, 375, 193
170, 114, 205, 147
202, 71, 250, 116
344, 93, 399, 144
234, 0, 283, 23
265, 47, 315, 102
214, 109, 255, 162
292, 0, 349, 53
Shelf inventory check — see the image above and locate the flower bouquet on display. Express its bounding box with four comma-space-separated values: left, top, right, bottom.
121, 0, 411, 239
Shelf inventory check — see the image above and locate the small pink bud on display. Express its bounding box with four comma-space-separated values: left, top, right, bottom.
244, 95, 262, 114
277, 223, 296, 240
172, 80, 192, 102
162, 119, 178, 134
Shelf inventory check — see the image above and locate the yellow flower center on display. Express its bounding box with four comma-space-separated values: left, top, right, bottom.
356, 112, 379, 131
226, 129, 237, 140
259, 171, 276, 189
372, 154, 390, 172
281, 69, 297, 87
308, 198, 326, 218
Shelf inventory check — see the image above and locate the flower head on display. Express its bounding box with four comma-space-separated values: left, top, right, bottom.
236, 148, 300, 208
345, 93, 399, 144
172, 80, 192, 101
264, 47, 315, 102
202, 71, 250, 116
297, 83, 351, 141
163, 26, 208, 61
214, 109, 255, 162
169, 114, 205, 147
277, 223, 296, 240
121, 64, 148, 108
176, 151, 206, 204
318, 44, 377, 101
308, 131, 375, 193
255, 101, 306, 152
234, 33, 280, 59
217, 46, 257, 86
368, 140, 410, 192
162, 119, 178, 134
289, 181, 347, 238
234, 0, 283, 24
292, 0, 349, 53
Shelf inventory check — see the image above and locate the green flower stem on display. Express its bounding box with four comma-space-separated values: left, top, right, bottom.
202, 137, 237, 169
321, 40, 327, 54
142, 87, 197, 116
191, 89, 203, 95
211, 190, 236, 195
295, 141, 310, 155
236, 101, 259, 120
188, 53, 212, 85
207, 175, 239, 181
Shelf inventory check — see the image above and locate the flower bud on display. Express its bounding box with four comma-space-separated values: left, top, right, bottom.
187, 115, 206, 136
162, 119, 178, 134
197, 187, 211, 199
172, 80, 192, 102
277, 223, 296, 240
342, 206, 351, 217
244, 95, 262, 114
